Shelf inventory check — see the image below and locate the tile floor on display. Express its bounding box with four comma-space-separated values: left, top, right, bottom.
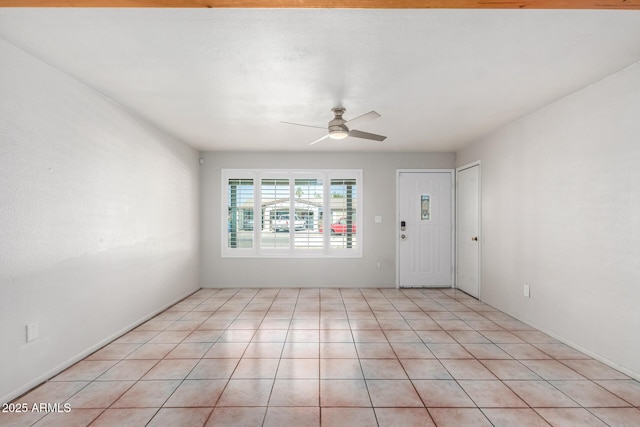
2, 287, 640, 427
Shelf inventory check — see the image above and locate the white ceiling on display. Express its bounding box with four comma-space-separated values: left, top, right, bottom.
2, 9, 640, 152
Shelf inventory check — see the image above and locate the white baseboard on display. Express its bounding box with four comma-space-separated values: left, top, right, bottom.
491, 305, 640, 382
1, 288, 199, 405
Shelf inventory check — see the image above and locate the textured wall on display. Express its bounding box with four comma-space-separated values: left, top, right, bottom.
457, 62, 640, 379
0, 40, 200, 403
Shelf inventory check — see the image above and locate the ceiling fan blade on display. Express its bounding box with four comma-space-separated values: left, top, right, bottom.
344, 111, 381, 131
281, 121, 325, 129
348, 129, 387, 142
309, 134, 330, 146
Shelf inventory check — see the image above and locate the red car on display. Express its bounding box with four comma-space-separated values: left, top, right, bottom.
320, 218, 357, 235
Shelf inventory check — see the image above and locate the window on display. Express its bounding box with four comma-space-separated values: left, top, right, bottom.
222, 169, 362, 258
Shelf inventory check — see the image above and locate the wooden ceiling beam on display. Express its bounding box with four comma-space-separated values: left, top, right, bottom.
1, 0, 639, 8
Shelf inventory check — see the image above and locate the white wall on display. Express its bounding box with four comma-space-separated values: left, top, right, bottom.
457, 62, 640, 379
200, 151, 455, 288
0, 40, 201, 403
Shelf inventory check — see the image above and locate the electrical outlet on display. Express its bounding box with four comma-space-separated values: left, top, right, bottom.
523, 285, 530, 298
376, 261, 382, 269
26, 323, 38, 342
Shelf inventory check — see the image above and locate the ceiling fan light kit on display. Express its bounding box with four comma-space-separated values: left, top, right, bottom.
282, 107, 387, 145
328, 127, 349, 140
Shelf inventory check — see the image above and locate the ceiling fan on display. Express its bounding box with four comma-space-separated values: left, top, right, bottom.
282, 108, 387, 145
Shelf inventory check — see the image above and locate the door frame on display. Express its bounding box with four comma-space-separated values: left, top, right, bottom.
395, 169, 455, 289
455, 161, 482, 299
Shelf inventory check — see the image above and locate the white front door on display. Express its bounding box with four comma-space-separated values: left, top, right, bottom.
456, 163, 480, 298
397, 170, 454, 288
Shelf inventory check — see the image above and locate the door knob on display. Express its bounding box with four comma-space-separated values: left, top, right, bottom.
401, 234, 406, 240
471, 236, 478, 241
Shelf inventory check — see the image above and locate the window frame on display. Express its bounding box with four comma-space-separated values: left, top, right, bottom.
221, 169, 363, 258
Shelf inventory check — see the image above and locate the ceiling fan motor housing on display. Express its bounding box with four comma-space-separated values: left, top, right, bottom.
328, 108, 349, 139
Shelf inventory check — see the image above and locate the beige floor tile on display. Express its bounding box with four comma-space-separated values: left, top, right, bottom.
320, 408, 377, 427
440, 359, 497, 380
426, 343, 474, 359
269, 379, 319, 406
86, 343, 142, 360
263, 407, 320, 427
401, 359, 452, 380
51, 361, 117, 382
390, 342, 434, 359
203, 342, 248, 358
320, 379, 371, 407
163, 380, 226, 407
462, 343, 512, 359
111, 380, 181, 408
319, 329, 353, 343
458, 380, 527, 408
366, 380, 423, 407
217, 330, 256, 343
125, 343, 176, 360
414, 379, 476, 407
384, 330, 421, 343
505, 380, 579, 407
319, 343, 358, 358
147, 330, 191, 344
187, 358, 239, 379
448, 330, 491, 344
232, 358, 279, 379
481, 408, 551, 427
205, 407, 266, 427
352, 330, 387, 342
252, 329, 288, 342
165, 343, 212, 359
427, 408, 492, 427
532, 343, 591, 359
360, 359, 407, 379
282, 342, 319, 358
562, 359, 630, 380
375, 407, 435, 427
320, 358, 364, 379
243, 342, 284, 358
354, 342, 396, 359
415, 331, 455, 343
550, 380, 632, 407
521, 360, 586, 380
595, 379, 640, 406
14, 381, 88, 406
142, 359, 198, 380
147, 408, 212, 427
32, 409, 102, 427
480, 360, 541, 380
65, 380, 134, 408
286, 329, 320, 342
0, 409, 47, 427
216, 379, 273, 406
91, 408, 158, 427
479, 330, 525, 344
276, 358, 319, 379
534, 408, 608, 426
97, 360, 158, 381
585, 407, 640, 426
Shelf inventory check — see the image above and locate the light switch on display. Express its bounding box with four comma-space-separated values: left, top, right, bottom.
374, 216, 383, 224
